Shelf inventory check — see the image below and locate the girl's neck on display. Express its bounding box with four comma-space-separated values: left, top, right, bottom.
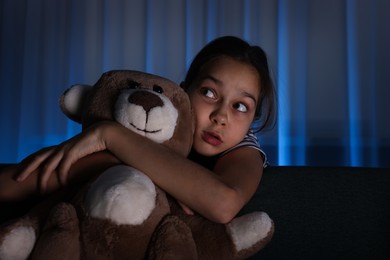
188, 149, 219, 170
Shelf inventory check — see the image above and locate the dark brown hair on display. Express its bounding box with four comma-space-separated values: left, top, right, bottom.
183, 36, 277, 132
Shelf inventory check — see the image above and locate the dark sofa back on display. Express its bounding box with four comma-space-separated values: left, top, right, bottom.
242, 166, 390, 259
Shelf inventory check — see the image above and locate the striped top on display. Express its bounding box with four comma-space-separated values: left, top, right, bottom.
221, 131, 268, 167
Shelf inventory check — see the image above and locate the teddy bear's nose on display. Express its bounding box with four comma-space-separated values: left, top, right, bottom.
128, 90, 164, 113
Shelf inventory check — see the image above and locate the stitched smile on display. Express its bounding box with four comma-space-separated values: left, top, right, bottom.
130, 123, 161, 134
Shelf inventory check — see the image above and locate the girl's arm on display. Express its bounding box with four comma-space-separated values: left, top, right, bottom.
15, 121, 263, 223
0, 151, 120, 202
106, 123, 263, 223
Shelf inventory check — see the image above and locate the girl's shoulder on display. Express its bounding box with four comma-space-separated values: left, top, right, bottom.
188, 131, 268, 170
220, 131, 268, 167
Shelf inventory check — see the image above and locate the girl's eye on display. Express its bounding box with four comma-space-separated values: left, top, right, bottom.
200, 88, 216, 99
233, 103, 248, 113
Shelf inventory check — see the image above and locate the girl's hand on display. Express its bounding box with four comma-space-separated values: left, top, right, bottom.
16, 121, 112, 192
15, 145, 58, 182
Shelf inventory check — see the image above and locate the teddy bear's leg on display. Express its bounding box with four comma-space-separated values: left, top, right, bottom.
0, 188, 77, 260
226, 211, 274, 258
147, 215, 198, 260
0, 217, 38, 260
29, 202, 80, 260
84, 165, 158, 225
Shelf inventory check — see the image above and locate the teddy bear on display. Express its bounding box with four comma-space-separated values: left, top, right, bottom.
0, 70, 274, 260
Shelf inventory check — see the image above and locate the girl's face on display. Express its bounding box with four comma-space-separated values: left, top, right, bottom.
187, 56, 261, 156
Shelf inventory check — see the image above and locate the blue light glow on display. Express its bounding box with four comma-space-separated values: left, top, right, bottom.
366, 1, 379, 167
206, 0, 217, 41
184, 0, 194, 70
277, 0, 291, 165
346, 0, 362, 166
145, 0, 153, 72
243, 1, 251, 39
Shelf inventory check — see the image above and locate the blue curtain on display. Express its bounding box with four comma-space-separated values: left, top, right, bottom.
0, 0, 389, 167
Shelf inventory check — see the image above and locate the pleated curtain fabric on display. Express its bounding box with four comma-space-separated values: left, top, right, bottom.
0, 0, 389, 167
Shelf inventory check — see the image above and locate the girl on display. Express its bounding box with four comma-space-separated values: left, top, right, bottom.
0, 36, 276, 224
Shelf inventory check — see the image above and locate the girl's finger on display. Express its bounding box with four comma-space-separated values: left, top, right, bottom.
178, 201, 194, 215
16, 148, 54, 182
57, 133, 105, 185
57, 154, 76, 187
39, 151, 64, 193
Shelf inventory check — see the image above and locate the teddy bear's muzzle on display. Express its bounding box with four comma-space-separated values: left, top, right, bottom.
128, 90, 164, 113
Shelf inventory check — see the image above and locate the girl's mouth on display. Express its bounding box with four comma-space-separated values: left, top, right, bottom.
202, 131, 223, 146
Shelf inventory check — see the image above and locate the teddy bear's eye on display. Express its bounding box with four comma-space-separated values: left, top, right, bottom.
128, 80, 141, 89
153, 85, 164, 94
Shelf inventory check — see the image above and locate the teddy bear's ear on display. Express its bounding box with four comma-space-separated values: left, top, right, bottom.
60, 84, 93, 123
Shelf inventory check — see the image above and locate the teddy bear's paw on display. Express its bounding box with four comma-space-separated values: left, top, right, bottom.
147, 215, 198, 260
30, 203, 80, 259
0, 218, 37, 260
84, 165, 157, 225
42, 202, 79, 231
227, 211, 274, 254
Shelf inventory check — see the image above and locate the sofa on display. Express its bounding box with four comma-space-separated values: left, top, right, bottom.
1, 164, 390, 259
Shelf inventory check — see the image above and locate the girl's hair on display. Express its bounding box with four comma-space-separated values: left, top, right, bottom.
183, 36, 277, 132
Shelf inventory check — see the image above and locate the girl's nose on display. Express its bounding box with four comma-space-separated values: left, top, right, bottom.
210, 105, 227, 126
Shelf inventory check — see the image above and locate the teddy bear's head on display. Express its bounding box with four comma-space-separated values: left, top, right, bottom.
60, 70, 193, 157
